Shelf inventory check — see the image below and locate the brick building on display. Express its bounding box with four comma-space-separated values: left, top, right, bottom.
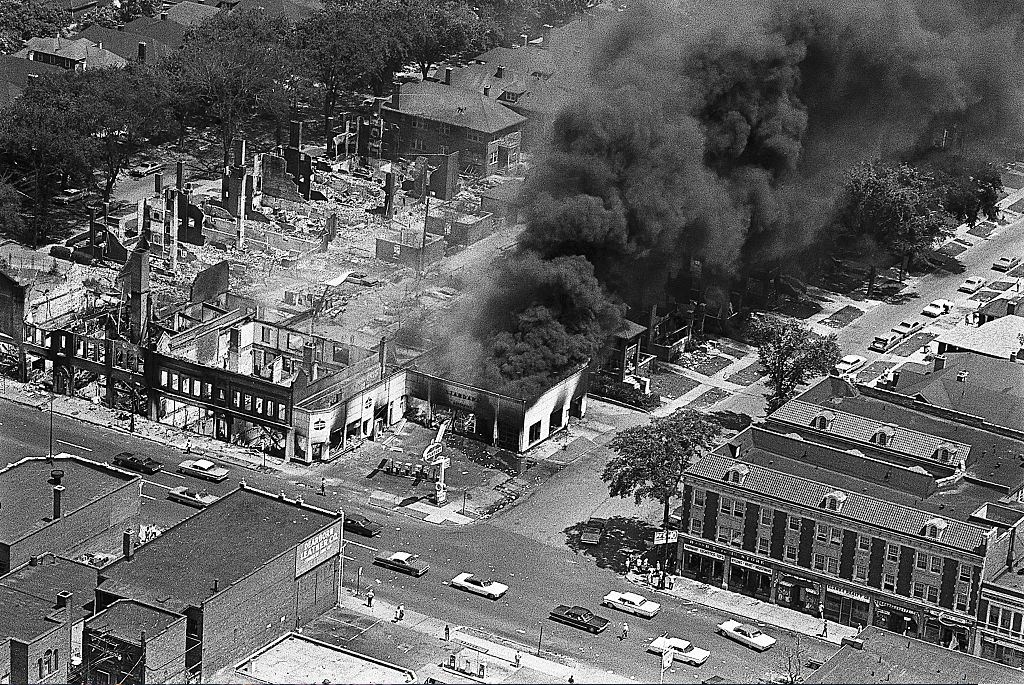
381, 81, 525, 177
95, 485, 342, 681
80, 600, 188, 685
677, 377, 1024, 654
0, 455, 141, 575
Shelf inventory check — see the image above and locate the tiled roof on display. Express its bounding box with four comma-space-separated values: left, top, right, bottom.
385, 81, 526, 134
772, 399, 970, 465
124, 16, 187, 49
76, 25, 174, 63
689, 452, 990, 553
472, 46, 556, 78
163, 0, 221, 26
937, 316, 1024, 359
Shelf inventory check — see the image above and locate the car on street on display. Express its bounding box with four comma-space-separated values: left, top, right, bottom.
450, 572, 508, 599
131, 162, 164, 177
374, 551, 429, 577
177, 458, 229, 482
869, 332, 902, 352
54, 188, 87, 204
921, 299, 953, 317
602, 590, 661, 618
959, 276, 987, 293
834, 354, 867, 375
549, 605, 610, 633
891, 320, 925, 337
993, 256, 1021, 272
167, 486, 218, 508
580, 518, 607, 545
344, 514, 383, 537
648, 634, 712, 666
716, 620, 776, 651
111, 452, 162, 474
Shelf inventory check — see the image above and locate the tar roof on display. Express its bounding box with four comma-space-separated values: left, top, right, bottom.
98, 487, 339, 612
689, 452, 990, 554
385, 81, 526, 134
936, 315, 1024, 359
893, 352, 1024, 433
0, 455, 139, 544
87, 599, 183, 645
805, 626, 1023, 683
0, 554, 96, 642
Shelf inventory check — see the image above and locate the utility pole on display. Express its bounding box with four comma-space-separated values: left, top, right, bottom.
48, 395, 54, 457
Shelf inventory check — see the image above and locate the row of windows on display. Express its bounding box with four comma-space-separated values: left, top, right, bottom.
988, 604, 1024, 638
38, 649, 59, 678
693, 488, 975, 584
159, 370, 286, 421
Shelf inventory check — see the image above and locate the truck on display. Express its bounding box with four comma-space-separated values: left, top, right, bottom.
580, 518, 607, 545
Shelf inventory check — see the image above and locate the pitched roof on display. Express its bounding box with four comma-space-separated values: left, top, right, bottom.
936, 315, 1024, 359
76, 25, 174, 63
163, 0, 221, 26
978, 295, 1024, 320
98, 486, 339, 613
471, 46, 556, 78
893, 352, 1024, 433
385, 81, 526, 134
771, 398, 971, 466
0, 55, 65, 89
124, 16, 187, 49
689, 451, 990, 554
16, 37, 128, 68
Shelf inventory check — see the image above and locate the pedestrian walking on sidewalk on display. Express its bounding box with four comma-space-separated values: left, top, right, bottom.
514, 652, 521, 668
185, 441, 192, 454
444, 624, 450, 641
320, 476, 327, 496
821, 619, 829, 639
620, 622, 629, 640
366, 589, 374, 607
397, 605, 405, 621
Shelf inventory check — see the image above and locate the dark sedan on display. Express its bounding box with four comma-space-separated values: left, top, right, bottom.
549, 605, 610, 633
373, 551, 429, 577
344, 514, 383, 537
112, 452, 162, 475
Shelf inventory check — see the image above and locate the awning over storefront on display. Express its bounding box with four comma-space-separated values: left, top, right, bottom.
682, 543, 725, 561
780, 575, 819, 591
937, 612, 976, 629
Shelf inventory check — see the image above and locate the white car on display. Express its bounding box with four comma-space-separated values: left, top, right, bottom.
834, 354, 867, 375
177, 458, 229, 482
717, 619, 776, 651
602, 590, 661, 618
959, 276, 987, 293
450, 572, 508, 599
648, 635, 711, 666
922, 299, 953, 317
891, 320, 924, 337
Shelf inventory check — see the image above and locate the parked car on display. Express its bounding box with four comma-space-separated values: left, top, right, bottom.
580, 518, 607, 545
450, 572, 508, 599
834, 354, 867, 375
177, 458, 229, 482
921, 299, 953, 317
993, 256, 1021, 272
374, 551, 429, 577
167, 486, 218, 508
869, 332, 902, 352
602, 591, 661, 618
959, 276, 987, 293
344, 514, 383, 537
132, 162, 164, 177
717, 620, 776, 651
54, 188, 87, 204
111, 452, 162, 474
648, 634, 712, 666
549, 605, 610, 633
891, 320, 924, 337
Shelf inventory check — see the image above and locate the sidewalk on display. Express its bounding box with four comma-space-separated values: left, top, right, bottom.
0, 376, 285, 474
336, 590, 633, 684
627, 572, 857, 646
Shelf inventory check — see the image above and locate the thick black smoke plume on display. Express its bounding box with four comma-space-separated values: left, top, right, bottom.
457, 0, 1024, 398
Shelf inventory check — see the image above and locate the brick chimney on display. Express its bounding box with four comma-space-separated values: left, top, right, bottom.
541, 24, 553, 48
496, 65, 504, 79
391, 84, 401, 108
160, 11, 167, 19
154, 171, 162, 195
123, 529, 134, 560
520, 33, 528, 47
226, 328, 239, 372
137, 41, 147, 63
56, 591, 72, 609
933, 354, 946, 372
52, 485, 64, 520
444, 67, 452, 85
483, 85, 490, 96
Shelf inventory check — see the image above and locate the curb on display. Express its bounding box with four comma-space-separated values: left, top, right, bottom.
0, 390, 282, 474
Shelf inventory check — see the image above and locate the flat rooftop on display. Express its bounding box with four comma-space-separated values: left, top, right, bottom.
0, 554, 96, 642
235, 634, 414, 684
806, 626, 1024, 683
98, 487, 339, 613
0, 454, 139, 544
88, 599, 184, 645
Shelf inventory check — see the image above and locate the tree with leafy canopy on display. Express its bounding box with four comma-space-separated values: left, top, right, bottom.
748, 314, 840, 413
602, 410, 721, 529
77, 0, 156, 27
837, 161, 952, 274
0, 180, 25, 241
77, 65, 172, 200
0, 1, 71, 53
165, 9, 292, 164
400, 0, 482, 79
